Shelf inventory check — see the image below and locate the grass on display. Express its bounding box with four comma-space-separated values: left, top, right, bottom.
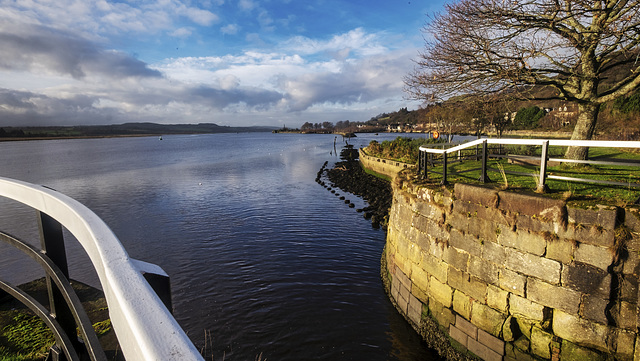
415, 145, 640, 207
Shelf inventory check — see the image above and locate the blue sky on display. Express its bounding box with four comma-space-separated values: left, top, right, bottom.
0, 0, 446, 127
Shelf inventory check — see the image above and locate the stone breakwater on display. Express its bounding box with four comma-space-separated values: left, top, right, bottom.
383, 178, 640, 361
316, 146, 392, 229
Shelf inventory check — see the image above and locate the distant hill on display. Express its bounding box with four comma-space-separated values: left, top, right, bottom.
0, 122, 278, 140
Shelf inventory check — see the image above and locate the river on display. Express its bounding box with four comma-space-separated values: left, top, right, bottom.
0, 132, 444, 360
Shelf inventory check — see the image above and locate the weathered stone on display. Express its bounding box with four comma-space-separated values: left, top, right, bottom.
611, 301, 638, 331
428, 297, 455, 328
469, 217, 500, 244
419, 253, 448, 284
453, 290, 473, 320
410, 262, 430, 295
448, 210, 471, 235
553, 310, 609, 351
505, 248, 561, 284
516, 317, 534, 339
580, 294, 609, 324
407, 293, 423, 326
455, 314, 477, 338
444, 245, 470, 272
615, 329, 636, 361
510, 294, 546, 321
528, 277, 581, 314
623, 251, 640, 275
448, 266, 488, 301
499, 227, 547, 256
468, 337, 503, 361
499, 268, 526, 297
619, 274, 638, 303
498, 190, 565, 222
429, 275, 453, 308
428, 239, 445, 259
449, 324, 469, 348
546, 239, 574, 264
478, 328, 505, 355
560, 339, 607, 361
469, 255, 499, 286
502, 316, 520, 342
471, 301, 507, 337
455, 183, 499, 207
413, 200, 446, 224
449, 228, 482, 258
483, 239, 507, 265
487, 284, 509, 313
531, 326, 553, 359
574, 243, 614, 271
561, 262, 611, 296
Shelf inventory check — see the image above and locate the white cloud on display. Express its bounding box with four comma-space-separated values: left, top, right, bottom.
239, 0, 256, 11
221, 24, 240, 35
170, 27, 194, 38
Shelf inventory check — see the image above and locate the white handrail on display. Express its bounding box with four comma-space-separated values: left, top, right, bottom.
0, 177, 204, 361
419, 138, 640, 153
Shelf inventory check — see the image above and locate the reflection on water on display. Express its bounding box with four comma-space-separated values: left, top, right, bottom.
0, 133, 443, 360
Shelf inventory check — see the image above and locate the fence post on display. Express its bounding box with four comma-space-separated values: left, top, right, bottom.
537, 140, 549, 193
480, 140, 489, 183
38, 211, 83, 358
441, 151, 448, 185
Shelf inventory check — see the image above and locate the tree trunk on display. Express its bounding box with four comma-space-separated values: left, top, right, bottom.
564, 102, 599, 161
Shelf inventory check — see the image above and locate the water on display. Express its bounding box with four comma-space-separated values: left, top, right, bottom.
0, 132, 443, 360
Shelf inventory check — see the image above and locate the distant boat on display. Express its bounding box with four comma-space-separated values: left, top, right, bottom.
159, 136, 163, 140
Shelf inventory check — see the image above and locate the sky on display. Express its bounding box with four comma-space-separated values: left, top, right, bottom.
0, 0, 447, 128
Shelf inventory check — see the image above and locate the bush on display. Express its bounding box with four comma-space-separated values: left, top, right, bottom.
366, 137, 445, 164
514, 106, 546, 129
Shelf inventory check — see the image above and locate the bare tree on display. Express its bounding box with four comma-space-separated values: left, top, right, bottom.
405, 0, 640, 160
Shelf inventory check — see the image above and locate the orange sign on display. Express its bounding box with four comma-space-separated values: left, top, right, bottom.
432, 130, 440, 139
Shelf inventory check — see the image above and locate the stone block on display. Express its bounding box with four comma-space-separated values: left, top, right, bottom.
567, 205, 618, 232
471, 301, 507, 337
613, 301, 638, 331
456, 314, 477, 338
444, 245, 470, 272
510, 294, 546, 322
619, 275, 638, 303
553, 310, 609, 351
478, 328, 505, 355
449, 324, 469, 348
421, 254, 448, 284
469, 217, 500, 244
560, 339, 607, 361
623, 251, 640, 275
487, 284, 509, 313
449, 228, 482, 258
429, 297, 455, 328
411, 283, 428, 304
413, 201, 446, 224
515, 212, 556, 234
468, 337, 503, 361
408, 293, 423, 326
516, 317, 534, 339
453, 290, 472, 320
469, 255, 500, 286
505, 248, 561, 284
580, 294, 609, 324
448, 266, 488, 301
561, 262, 611, 296
499, 268, 526, 297
615, 329, 636, 361
483, 239, 507, 265
502, 316, 520, 342
448, 210, 470, 234
531, 326, 553, 359
574, 243, 614, 271
498, 190, 565, 223
410, 260, 429, 291
546, 239, 574, 264
455, 183, 499, 207
428, 239, 445, 259
429, 276, 453, 308
499, 227, 547, 256
527, 277, 581, 314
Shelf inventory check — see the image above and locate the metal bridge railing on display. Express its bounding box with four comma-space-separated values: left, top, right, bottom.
418, 138, 640, 193
0, 177, 204, 361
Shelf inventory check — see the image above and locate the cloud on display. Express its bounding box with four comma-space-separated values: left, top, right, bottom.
221, 24, 240, 35
0, 22, 162, 79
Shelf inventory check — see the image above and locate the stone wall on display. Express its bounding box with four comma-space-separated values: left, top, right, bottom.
358, 148, 414, 180
383, 179, 640, 361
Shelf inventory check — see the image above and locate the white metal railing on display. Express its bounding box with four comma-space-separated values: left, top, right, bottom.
418, 138, 640, 192
0, 177, 204, 361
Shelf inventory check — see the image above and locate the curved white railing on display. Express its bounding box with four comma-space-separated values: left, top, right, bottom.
419, 138, 640, 153
0, 177, 203, 361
